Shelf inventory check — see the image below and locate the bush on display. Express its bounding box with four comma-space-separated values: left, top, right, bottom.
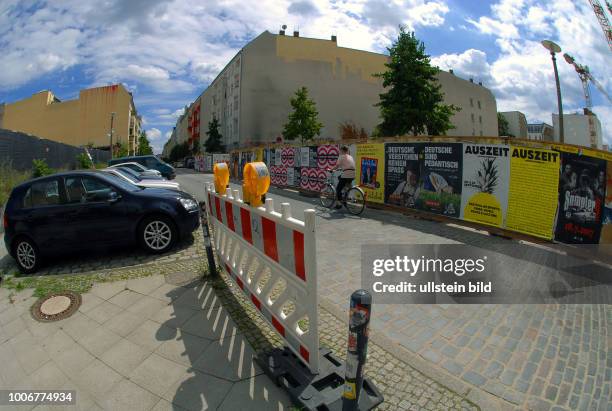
32, 159, 53, 178
76, 152, 93, 169
0, 161, 30, 206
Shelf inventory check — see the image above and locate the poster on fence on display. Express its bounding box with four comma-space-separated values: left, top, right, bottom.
384, 143, 422, 208
281, 147, 297, 168
274, 149, 282, 166
506, 146, 559, 239
600, 161, 612, 244
460, 144, 510, 228
554, 152, 606, 244
300, 167, 327, 191
270, 165, 288, 186
356, 143, 385, 203
415, 143, 462, 217
316, 145, 339, 170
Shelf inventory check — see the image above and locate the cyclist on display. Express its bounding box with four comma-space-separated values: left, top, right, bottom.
331, 145, 355, 209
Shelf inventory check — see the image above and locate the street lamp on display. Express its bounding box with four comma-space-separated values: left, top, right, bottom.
541, 40, 564, 144
109, 112, 116, 158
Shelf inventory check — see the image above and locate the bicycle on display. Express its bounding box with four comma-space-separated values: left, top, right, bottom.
319, 169, 366, 215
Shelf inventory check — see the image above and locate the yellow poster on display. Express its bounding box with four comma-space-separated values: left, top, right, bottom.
506, 146, 560, 239
255, 148, 264, 162
356, 143, 385, 203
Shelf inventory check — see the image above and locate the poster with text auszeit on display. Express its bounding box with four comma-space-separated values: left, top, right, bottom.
460, 144, 510, 228
506, 146, 559, 239
416, 143, 462, 217
554, 152, 606, 244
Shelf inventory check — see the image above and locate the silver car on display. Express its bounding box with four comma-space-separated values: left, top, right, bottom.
109, 162, 163, 178
103, 168, 181, 190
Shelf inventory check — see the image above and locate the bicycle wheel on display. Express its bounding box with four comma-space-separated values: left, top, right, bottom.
320, 184, 336, 208
344, 187, 366, 215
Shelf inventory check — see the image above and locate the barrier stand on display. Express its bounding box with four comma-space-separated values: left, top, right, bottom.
207, 162, 383, 410
342, 290, 381, 410
198, 201, 217, 278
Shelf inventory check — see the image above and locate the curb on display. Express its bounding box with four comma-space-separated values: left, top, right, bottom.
319, 297, 516, 411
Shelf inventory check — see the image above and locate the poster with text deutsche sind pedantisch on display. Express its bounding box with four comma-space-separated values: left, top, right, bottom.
356, 143, 385, 203
600, 161, 612, 244
506, 146, 560, 239
416, 143, 463, 217
554, 152, 606, 244
460, 144, 510, 228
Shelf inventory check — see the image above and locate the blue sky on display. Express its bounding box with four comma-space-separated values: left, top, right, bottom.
0, 0, 610, 152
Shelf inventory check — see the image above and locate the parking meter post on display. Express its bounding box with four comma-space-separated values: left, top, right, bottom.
342, 289, 372, 411
199, 202, 217, 278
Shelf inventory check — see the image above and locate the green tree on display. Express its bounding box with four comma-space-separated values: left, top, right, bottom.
137, 131, 154, 155
204, 118, 224, 153
169, 142, 190, 162
282, 87, 323, 145
32, 159, 53, 178
374, 27, 459, 137
497, 113, 514, 137
76, 152, 93, 169
114, 142, 129, 158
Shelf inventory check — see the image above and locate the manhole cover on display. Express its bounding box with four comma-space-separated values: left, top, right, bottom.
31, 292, 81, 322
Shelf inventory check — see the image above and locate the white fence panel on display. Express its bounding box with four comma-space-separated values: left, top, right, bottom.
206, 183, 320, 373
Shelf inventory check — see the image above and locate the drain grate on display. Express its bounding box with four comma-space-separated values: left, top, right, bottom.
31, 292, 82, 322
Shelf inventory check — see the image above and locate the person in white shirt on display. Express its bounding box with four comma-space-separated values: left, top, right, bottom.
331, 146, 356, 209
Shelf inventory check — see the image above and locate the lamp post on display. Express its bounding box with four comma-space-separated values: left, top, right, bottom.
109, 112, 116, 158
541, 40, 564, 144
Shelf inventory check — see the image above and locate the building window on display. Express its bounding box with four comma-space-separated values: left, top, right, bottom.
479, 130, 483, 136
479, 115, 482, 124
472, 129, 475, 136
470, 98, 474, 107
477, 100, 481, 109
471, 113, 475, 122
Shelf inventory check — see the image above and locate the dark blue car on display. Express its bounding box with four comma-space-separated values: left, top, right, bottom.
3, 170, 199, 273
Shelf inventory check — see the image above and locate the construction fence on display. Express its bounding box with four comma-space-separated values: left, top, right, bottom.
194, 136, 612, 245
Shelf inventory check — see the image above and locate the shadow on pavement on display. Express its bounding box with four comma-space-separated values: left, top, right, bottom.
156, 274, 292, 410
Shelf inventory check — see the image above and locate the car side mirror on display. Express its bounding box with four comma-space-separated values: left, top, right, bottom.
108, 191, 121, 203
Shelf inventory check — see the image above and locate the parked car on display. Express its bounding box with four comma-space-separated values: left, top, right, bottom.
184, 157, 195, 169
109, 162, 162, 178
103, 168, 181, 191
3, 171, 199, 273
112, 166, 165, 181
108, 155, 175, 179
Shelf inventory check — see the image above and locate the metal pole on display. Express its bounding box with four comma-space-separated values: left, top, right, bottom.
199, 201, 218, 277
109, 112, 116, 158
551, 52, 564, 144
342, 289, 372, 411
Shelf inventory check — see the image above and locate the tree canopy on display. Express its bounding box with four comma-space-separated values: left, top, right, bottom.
374, 27, 459, 137
137, 131, 153, 155
204, 117, 224, 153
282, 87, 323, 145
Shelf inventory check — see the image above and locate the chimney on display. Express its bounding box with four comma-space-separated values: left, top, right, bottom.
469, 78, 474, 83
331, 35, 337, 42
279, 29, 285, 35
449, 69, 454, 75
478, 81, 482, 86
293, 30, 299, 37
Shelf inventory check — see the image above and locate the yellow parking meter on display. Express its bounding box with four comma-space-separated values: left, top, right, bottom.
213, 162, 229, 194
242, 162, 270, 207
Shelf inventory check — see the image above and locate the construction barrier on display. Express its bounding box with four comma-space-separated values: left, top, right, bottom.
206, 183, 320, 373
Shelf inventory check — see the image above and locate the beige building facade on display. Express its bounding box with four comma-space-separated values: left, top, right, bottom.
0, 84, 141, 153
166, 31, 498, 152
499, 111, 528, 138
553, 112, 603, 149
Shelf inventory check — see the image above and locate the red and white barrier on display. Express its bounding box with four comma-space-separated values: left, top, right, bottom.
206, 183, 320, 373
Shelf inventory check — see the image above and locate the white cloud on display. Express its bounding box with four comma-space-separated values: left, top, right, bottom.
146, 127, 165, 153
431, 49, 494, 86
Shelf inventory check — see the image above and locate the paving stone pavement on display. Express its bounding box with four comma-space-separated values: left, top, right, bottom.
176, 170, 612, 411
0, 267, 292, 410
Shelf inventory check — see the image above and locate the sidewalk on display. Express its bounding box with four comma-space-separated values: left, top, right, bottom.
0, 255, 483, 410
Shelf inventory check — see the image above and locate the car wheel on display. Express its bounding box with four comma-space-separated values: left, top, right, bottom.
13, 237, 40, 274
139, 215, 177, 254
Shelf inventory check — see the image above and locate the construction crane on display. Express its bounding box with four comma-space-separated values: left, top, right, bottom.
563, 53, 612, 147
589, 0, 612, 51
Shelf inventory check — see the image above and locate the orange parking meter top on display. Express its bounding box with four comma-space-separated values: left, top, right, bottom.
213, 162, 229, 194
243, 162, 270, 207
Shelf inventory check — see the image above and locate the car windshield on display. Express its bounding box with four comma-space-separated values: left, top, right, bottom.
98, 172, 141, 192
114, 167, 142, 182
118, 162, 145, 172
